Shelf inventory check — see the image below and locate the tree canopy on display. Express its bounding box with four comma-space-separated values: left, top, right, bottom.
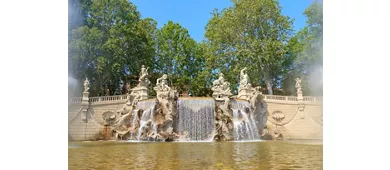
204, 0, 294, 95
68, 0, 323, 97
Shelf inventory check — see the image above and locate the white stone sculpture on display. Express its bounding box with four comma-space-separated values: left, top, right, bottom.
155, 74, 171, 92
295, 78, 303, 100
138, 65, 150, 87
237, 68, 256, 100
129, 65, 150, 100
211, 73, 232, 100
83, 78, 90, 93
295, 78, 302, 90
239, 67, 251, 89
295, 78, 302, 93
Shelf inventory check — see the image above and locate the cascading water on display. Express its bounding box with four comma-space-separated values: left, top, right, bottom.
129, 111, 138, 140
130, 100, 156, 141
176, 98, 215, 141
231, 99, 260, 141
136, 107, 155, 140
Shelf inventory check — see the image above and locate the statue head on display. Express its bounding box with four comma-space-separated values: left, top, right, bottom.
219, 73, 224, 78
162, 74, 168, 79
142, 65, 145, 68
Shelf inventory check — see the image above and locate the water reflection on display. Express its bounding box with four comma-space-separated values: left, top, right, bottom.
69, 141, 322, 170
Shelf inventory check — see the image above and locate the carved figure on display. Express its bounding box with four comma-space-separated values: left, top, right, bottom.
295, 78, 302, 89
138, 65, 150, 87
211, 73, 232, 95
83, 78, 90, 93
239, 67, 251, 89
295, 78, 302, 94
155, 74, 170, 91
213, 73, 224, 86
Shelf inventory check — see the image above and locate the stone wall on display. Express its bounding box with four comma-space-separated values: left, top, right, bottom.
68, 95, 323, 141
266, 102, 323, 140
68, 102, 125, 141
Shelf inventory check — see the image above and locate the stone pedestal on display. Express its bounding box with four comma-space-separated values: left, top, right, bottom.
131, 86, 148, 100
81, 92, 89, 122
297, 90, 303, 101
212, 92, 231, 102
237, 88, 256, 101
82, 92, 89, 103
296, 89, 305, 119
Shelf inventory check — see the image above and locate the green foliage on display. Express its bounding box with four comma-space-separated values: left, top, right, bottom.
154, 21, 208, 96
69, 0, 157, 96
68, 0, 323, 97
204, 0, 294, 94
284, 1, 323, 96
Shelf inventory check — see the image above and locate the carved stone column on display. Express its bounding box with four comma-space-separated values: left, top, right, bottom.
81, 91, 89, 122
297, 88, 303, 101
296, 87, 305, 119
295, 78, 305, 119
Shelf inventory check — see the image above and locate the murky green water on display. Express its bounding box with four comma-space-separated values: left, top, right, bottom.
68, 140, 322, 170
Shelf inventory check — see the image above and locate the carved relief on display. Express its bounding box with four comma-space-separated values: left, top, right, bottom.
102, 111, 117, 125
271, 110, 285, 122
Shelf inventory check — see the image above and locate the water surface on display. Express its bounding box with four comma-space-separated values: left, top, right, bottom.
69, 140, 322, 170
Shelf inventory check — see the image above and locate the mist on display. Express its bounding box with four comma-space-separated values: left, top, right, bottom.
68, 76, 80, 99
307, 64, 323, 96
304, 37, 323, 96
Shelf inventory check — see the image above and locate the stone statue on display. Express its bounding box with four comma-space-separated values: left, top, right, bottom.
237, 67, 257, 100
295, 78, 302, 89
155, 74, 170, 91
83, 78, 90, 93
211, 73, 232, 97
106, 88, 110, 96
295, 78, 302, 93
128, 65, 150, 100
138, 65, 150, 87
212, 73, 224, 87
211, 72, 233, 100
239, 67, 251, 89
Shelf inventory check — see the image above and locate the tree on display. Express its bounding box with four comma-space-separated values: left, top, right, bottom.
154, 21, 207, 96
285, 1, 323, 96
69, 0, 157, 96
205, 0, 294, 94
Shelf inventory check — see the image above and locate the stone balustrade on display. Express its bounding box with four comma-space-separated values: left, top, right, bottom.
69, 94, 322, 104
263, 95, 322, 104
69, 94, 128, 104
303, 96, 323, 102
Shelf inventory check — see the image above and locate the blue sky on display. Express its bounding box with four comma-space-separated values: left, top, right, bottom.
131, 0, 313, 42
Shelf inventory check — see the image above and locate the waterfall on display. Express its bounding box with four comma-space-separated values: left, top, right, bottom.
136, 106, 156, 140
231, 99, 260, 141
131, 100, 156, 141
176, 98, 215, 141
129, 112, 138, 140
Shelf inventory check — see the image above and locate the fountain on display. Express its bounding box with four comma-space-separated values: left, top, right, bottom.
104, 65, 269, 142
176, 98, 215, 141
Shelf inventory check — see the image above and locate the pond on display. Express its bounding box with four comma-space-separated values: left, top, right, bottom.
69, 140, 322, 170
